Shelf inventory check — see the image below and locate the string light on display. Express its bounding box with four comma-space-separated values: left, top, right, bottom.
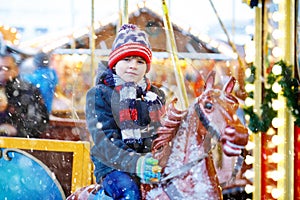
272, 117, 284, 128
272, 11, 283, 22
268, 152, 284, 163
245, 68, 252, 78
271, 188, 283, 199
272, 99, 284, 110
245, 141, 255, 150
244, 169, 254, 179
245, 83, 255, 92
272, 64, 282, 75
271, 134, 284, 145
245, 184, 254, 194
245, 97, 255, 107
271, 82, 282, 93
272, 46, 283, 58
272, 29, 284, 40
245, 155, 255, 165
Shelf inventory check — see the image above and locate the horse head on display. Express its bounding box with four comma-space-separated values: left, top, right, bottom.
149, 71, 249, 200
196, 71, 248, 157
153, 71, 248, 163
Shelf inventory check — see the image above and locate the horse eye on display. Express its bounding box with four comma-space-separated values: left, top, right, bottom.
204, 102, 213, 110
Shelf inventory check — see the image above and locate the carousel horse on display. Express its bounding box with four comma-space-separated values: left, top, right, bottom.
67, 71, 249, 200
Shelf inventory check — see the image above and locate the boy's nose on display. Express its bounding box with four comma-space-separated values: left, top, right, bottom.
128, 59, 138, 68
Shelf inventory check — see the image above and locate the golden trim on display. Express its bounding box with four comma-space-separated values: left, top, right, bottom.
253, 4, 263, 200
0, 137, 92, 194
277, 1, 295, 200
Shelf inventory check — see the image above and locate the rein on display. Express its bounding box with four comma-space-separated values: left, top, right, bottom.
159, 103, 221, 183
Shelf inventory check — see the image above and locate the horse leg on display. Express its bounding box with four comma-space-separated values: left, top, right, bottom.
141, 184, 171, 200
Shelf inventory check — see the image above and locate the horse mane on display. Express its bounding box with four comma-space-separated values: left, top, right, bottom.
152, 98, 188, 167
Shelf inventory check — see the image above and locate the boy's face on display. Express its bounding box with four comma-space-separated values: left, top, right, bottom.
115, 56, 147, 83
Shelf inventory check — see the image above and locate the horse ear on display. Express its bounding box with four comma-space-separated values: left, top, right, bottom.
204, 71, 216, 90
223, 76, 236, 93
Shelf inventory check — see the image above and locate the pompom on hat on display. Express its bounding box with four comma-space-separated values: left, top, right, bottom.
108, 24, 152, 72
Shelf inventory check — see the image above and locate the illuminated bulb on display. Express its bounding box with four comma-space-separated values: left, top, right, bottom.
269, 152, 284, 163
273, 0, 283, 3
245, 114, 250, 121
266, 127, 276, 135
245, 55, 254, 64
245, 155, 255, 165
10, 27, 17, 33
245, 97, 255, 106
271, 188, 283, 199
245, 84, 255, 92
245, 68, 252, 78
245, 25, 254, 35
272, 11, 283, 22
272, 117, 284, 128
272, 29, 284, 40
266, 171, 273, 178
244, 169, 254, 179
270, 170, 284, 181
244, 41, 255, 63
272, 64, 282, 75
266, 185, 273, 193
245, 141, 255, 150
267, 142, 276, 148
272, 99, 284, 110
271, 134, 284, 145
272, 82, 282, 93
13, 40, 19, 45
245, 184, 254, 194
272, 47, 283, 58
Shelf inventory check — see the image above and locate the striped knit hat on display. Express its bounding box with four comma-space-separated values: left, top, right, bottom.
108, 24, 152, 72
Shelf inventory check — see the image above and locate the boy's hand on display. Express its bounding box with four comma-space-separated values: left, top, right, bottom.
136, 153, 162, 184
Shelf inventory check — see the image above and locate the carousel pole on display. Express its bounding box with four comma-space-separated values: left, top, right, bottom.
118, 0, 128, 28
252, 4, 263, 200
90, 0, 96, 85
277, 1, 295, 199
161, 0, 189, 109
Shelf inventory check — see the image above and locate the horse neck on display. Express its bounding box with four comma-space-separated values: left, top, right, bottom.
163, 104, 222, 199
164, 104, 210, 172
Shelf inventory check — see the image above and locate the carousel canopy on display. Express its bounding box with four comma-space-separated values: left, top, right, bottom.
18, 7, 236, 60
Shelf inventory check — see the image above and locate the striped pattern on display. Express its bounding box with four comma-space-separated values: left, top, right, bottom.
108, 24, 152, 72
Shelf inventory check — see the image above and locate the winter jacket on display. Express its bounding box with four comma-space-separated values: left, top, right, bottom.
1, 77, 49, 137
85, 76, 166, 182
22, 67, 58, 113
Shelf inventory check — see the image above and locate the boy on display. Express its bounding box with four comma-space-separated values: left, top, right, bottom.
85, 24, 165, 199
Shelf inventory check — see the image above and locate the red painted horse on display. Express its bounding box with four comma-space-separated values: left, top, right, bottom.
67, 71, 249, 200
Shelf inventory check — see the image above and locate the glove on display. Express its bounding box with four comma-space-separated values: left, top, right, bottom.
136, 153, 162, 184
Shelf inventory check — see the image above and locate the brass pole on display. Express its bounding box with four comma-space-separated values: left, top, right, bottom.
118, 0, 128, 28
253, 4, 263, 200
90, 0, 96, 86
277, 1, 295, 199
161, 0, 189, 109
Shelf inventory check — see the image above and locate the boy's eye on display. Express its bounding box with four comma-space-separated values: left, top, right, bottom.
137, 60, 146, 64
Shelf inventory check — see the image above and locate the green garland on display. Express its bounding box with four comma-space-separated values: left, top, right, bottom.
243, 60, 300, 133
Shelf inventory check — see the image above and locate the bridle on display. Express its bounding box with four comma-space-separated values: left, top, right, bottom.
159, 102, 221, 183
